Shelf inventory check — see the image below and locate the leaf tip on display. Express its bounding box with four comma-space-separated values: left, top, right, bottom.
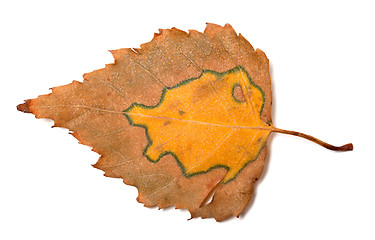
17, 99, 32, 113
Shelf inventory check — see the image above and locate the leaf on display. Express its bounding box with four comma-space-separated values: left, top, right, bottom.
17, 23, 352, 221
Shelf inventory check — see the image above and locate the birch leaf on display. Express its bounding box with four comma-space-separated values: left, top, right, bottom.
17, 23, 352, 221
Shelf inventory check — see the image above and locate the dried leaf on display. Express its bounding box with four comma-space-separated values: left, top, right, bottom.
17, 23, 352, 221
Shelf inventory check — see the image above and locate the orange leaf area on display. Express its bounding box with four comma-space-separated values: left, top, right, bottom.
124, 66, 271, 183
17, 23, 274, 221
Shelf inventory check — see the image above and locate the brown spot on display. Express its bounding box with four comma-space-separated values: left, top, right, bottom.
233, 85, 245, 102
197, 82, 212, 95
17, 99, 32, 113
178, 110, 186, 116
106, 92, 111, 96
164, 121, 171, 126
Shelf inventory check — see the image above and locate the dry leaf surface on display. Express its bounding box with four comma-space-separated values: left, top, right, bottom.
17, 23, 352, 221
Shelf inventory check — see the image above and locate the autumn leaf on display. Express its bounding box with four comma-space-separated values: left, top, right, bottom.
17, 23, 352, 221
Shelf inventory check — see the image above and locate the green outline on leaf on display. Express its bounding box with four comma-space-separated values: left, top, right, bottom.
123, 65, 267, 183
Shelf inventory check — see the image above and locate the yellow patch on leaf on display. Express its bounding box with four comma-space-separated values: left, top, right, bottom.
124, 66, 271, 182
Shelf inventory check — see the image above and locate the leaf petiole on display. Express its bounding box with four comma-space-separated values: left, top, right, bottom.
271, 127, 353, 151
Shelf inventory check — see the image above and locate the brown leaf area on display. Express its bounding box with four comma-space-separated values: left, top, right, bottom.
17, 23, 272, 221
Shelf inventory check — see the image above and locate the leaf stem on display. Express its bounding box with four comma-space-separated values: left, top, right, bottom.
271, 127, 353, 151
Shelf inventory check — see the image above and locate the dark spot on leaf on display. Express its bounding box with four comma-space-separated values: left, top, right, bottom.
233, 85, 246, 102
178, 110, 186, 116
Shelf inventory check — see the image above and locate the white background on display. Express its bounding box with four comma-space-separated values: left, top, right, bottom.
1, 0, 374, 239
